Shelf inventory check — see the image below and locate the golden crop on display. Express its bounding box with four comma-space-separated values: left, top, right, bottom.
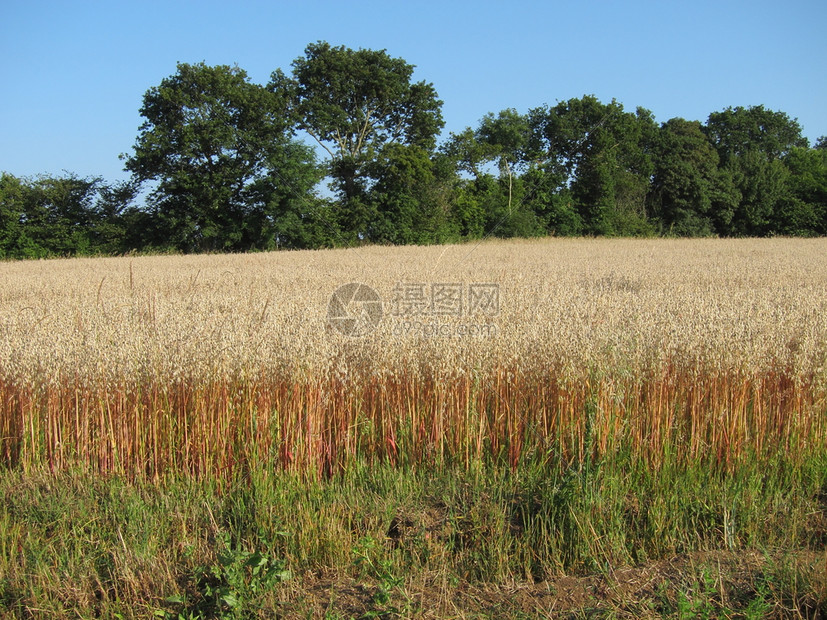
1, 238, 825, 478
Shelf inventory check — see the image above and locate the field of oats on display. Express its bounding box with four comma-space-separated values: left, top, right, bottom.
2, 237, 826, 477
1, 238, 826, 617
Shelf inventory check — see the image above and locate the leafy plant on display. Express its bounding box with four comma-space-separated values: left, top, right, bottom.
158, 533, 290, 619
352, 536, 414, 617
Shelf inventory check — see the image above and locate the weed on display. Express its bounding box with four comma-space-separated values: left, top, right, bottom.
158, 532, 290, 619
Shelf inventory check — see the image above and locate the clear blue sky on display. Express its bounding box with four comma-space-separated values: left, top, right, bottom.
2, 0, 825, 183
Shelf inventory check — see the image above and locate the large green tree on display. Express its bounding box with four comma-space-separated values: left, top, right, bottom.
0, 173, 28, 257
270, 42, 444, 239
776, 146, 827, 235
528, 96, 657, 235
704, 105, 809, 235
124, 62, 321, 253
648, 118, 724, 236
361, 144, 458, 244
705, 105, 808, 163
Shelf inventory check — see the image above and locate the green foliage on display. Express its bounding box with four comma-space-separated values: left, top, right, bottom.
271, 41, 444, 240
278, 41, 444, 157
442, 109, 550, 239
0, 172, 137, 259
365, 144, 457, 245
703, 105, 811, 236
2, 451, 826, 616
4, 50, 826, 257
160, 532, 291, 619
526, 96, 657, 235
0, 172, 26, 257
476, 108, 530, 173
352, 536, 415, 616
705, 105, 808, 164
779, 146, 827, 235
649, 118, 723, 236
124, 62, 320, 253
727, 150, 790, 236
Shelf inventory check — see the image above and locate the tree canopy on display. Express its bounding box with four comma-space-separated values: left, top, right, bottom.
123, 62, 321, 253
269, 42, 444, 240
1, 44, 825, 259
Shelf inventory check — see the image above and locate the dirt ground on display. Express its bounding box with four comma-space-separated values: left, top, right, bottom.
276, 550, 826, 618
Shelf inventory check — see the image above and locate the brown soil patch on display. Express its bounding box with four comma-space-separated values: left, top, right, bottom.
277, 550, 827, 618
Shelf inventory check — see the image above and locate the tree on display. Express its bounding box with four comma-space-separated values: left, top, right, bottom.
729, 150, 790, 236
777, 146, 827, 235
363, 144, 458, 244
441, 109, 547, 239
704, 105, 809, 236
705, 105, 808, 164
271, 42, 444, 238
0, 173, 26, 257
648, 118, 722, 236
528, 96, 657, 235
0, 173, 133, 258
124, 62, 320, 253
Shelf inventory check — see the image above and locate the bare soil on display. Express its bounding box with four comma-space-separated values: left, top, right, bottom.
277, 550, 827, 618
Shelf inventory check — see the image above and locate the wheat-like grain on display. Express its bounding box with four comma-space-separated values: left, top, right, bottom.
1, 238, 825, 477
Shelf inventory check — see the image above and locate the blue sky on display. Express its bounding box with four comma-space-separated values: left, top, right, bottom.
1, 0, 825, 183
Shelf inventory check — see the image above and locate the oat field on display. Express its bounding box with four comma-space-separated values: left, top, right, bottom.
2, 237, 825, 478
2, 237, 827, 617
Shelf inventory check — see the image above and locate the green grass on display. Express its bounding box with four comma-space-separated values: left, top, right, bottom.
1, 448, 825, 618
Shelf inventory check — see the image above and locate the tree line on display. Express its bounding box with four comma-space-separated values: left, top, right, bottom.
2, 41, 826, 259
